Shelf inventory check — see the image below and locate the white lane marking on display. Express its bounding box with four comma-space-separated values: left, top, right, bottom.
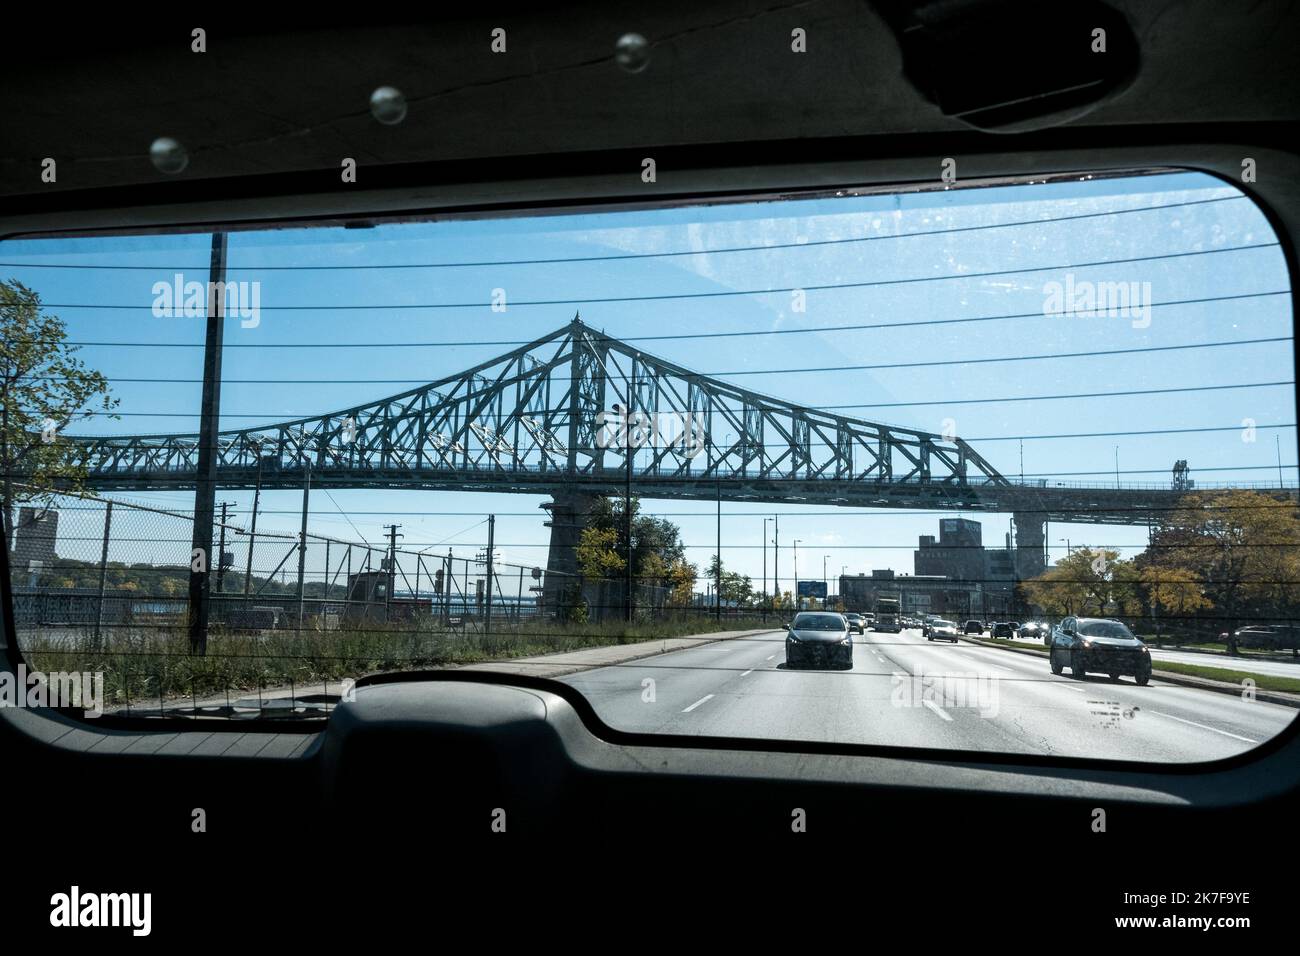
766, 655, 775, 661
741, 669, 753, 677
682, 694, 714, 713
922, 700, 953, 722
967, 658, 1013, 673
1061, 685, 1085, 693
1146, 709, 1259, 744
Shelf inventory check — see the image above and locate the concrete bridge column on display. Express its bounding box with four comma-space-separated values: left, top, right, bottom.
540, 492, 601, 617
1012, 513, 1046, 582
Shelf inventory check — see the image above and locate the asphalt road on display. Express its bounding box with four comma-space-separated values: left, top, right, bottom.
561, 627, 1296, 762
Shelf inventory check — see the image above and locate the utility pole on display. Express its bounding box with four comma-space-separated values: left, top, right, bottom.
243, 448, 264, 608
384, 523, 402, 622
485, 513, 495, 635
445, 548, 453, 622
1278, 434, 1285, 486
296, 462, 312, 628
715, 480, 722, 622
216, 500, 236, 594
94, 500, 113, 649
188, 231, 226, 656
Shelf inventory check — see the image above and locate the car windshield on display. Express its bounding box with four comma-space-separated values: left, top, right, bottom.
2, 168, 1294, 765
1077, 621, 1136, 639
792, 614, 845, 630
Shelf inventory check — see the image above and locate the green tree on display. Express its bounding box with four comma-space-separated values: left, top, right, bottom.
1, 280, 117, 546
1138, 566, 1212, 641
575, 526, 625, 580
705, 555, 755, 606
1021, 547, 1138, 617
586, 495, 694, 597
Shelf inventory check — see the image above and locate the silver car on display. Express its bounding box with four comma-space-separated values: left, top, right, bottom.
926, 619, 960, 643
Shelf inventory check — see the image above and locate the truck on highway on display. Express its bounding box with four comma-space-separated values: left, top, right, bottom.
872, 595, 901, 632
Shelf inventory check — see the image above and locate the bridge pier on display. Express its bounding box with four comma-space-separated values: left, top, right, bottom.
1012, 513, 1047, 582
540, 492, 600, 618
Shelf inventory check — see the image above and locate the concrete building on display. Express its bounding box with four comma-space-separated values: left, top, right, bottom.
837, 518, 1028, 621
839, 569, 1016, 620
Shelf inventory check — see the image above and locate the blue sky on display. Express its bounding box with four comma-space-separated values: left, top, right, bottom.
2, 170, 1294, 591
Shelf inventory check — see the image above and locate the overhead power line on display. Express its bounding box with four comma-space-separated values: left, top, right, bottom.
32, 241, 1280, 312
0, 194, 1246, 272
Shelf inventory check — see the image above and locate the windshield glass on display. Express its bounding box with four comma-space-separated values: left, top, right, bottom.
792, 614, 845, 630
1077, 620, 1136, 639
2, 168, 1294, 764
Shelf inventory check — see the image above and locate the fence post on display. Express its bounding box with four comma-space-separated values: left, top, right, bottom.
94, 500, 113, 648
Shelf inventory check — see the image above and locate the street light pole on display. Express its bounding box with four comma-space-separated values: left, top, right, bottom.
625, 406, 633, 625
762, 519, 770, 601
793, 539, 802, 609
773, 516, 780, 609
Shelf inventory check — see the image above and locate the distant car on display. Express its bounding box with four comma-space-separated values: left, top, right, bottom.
1231, 624, 1298, 650
785, 612, 854, 669
844, 612, 866, 635
963, 620, 984, 635
1049, 617, 1152, 684
927, 619, 959, 643
991, 622, 1014, 638
1018, 621, 1044, 639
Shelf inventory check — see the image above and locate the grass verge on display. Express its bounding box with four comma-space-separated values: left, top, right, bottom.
18, 615, 776, 705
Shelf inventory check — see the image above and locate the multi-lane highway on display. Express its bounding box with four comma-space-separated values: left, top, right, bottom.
562, 627, 1296, 761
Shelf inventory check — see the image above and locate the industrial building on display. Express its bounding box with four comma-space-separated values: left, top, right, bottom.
839, 518, 1023, 620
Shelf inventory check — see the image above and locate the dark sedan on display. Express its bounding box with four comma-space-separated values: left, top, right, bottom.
785, 612, 854, 670
1049, 617, 1152, 684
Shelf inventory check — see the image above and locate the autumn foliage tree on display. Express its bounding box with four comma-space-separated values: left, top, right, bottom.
1, 280, 117, 548
1142, 491, 1300, 653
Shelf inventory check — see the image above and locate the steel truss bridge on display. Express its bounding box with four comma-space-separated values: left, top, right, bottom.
62, 318, 1292, 547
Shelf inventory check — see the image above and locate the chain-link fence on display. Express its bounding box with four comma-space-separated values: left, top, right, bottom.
6, 486, 756, 650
